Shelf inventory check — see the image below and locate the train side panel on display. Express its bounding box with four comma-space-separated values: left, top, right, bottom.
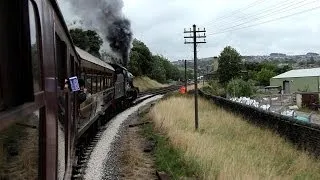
52, 10, 82, 180
76, 47, 115, 138
40, 0, 59, 179
0, 0, 57, 179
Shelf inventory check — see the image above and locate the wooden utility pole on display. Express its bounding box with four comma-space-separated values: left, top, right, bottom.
185, 60, 187, 92
184, 24, 206, 130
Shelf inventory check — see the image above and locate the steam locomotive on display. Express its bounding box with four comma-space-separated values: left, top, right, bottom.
0, 0, 138, 179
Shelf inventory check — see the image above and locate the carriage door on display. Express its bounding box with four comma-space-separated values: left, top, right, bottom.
283, 81, 290, 94
0, 1, 42, 179
55, 34, 68, 179
69, 55, 78, 149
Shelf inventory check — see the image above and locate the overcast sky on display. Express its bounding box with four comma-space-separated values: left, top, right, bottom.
59, 0, 320, 61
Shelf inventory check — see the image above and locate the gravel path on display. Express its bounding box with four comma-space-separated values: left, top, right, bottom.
83, 95, 163, 180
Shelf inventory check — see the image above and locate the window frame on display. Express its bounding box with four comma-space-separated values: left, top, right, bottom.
0, 1, 44, 179
29, 0, 44, 93
0, 0, 45, 129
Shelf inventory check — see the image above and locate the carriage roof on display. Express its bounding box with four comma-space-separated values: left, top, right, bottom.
75, 46, 115, 72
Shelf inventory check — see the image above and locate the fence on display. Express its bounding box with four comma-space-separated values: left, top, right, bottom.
252, 94, 296, 112
198, 90, 320, 157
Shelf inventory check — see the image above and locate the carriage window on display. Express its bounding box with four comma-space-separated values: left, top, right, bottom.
0, 109, 40, 179
95, 75, 98, 93
91, 75, 97, 94
98, 76, 101, 91
70, 55, 76, 124
55, 34, 68, 179
86, 76, 92, 94
103, 77, 106, 89
29, 1, 42, 92
107, 77, 111, 87
55, 35, 67, 90
96, 75, 100, 92
0, 75, 4, 111
0, 0, 34, 110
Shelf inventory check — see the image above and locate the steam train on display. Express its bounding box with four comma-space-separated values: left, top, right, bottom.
0, 0, 138, 179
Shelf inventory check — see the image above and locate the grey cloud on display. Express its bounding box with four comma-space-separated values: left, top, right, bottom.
59, 0, 320, 61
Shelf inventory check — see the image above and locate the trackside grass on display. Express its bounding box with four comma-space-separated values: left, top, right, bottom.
133, 76, 167, 92
148, 96, 320, 179
141, 121, 201, 179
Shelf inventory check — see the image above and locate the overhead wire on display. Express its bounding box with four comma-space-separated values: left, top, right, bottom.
207, 0, 308, 31
207, 0, 319, 33
202, 0, 265, 26
206, 5, 320, 36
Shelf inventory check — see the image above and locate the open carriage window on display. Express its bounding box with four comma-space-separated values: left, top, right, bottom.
0, 76, 4, 112
0, 1, 41, 178
0, 0, 35, 111
29, 1, 42, 93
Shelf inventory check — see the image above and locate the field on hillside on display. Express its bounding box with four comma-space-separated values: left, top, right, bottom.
148, 96, 320, 179
133, 76, 167, 92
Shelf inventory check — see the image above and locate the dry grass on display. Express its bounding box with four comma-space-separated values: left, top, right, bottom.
186, 82, 206, 91
133, 76, 167, 92
0, 114, 38, 179
0, 140, 3, 176
119, 126, 156, 180
149, 96, 320, 180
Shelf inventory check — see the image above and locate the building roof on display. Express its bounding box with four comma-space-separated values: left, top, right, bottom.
272, 67, 320, 79
75, 47, 114, 71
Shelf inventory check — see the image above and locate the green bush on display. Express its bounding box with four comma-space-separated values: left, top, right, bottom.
226, 79, 256, 97
202, 80, 225, 96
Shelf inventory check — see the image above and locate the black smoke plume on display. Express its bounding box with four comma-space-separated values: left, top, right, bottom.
107, 19, 132, 66
62, 0, 133, 67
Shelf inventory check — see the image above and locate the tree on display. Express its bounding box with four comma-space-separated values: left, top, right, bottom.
177, 68, 194, 81
170, 65, 181, 81
161, 56, 175, 80
217, 46, 242, 86
308, 57, 315, 64
127, 38, 181, 82
258, 61, 277, 72
149, 55, 166, 83
128, 51, 142, 76
226, 78, 255, 97
128, 39, 180, 82
243, 61, 260, 72
69, 28, 103, 58
255, 68, 276, 86
128, 39, 153, 76
154, 55, 180, 81
202, 80, 226, 96
275, 65, 292, 74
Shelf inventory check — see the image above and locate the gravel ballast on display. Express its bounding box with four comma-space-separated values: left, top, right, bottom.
83, 95, 163, 180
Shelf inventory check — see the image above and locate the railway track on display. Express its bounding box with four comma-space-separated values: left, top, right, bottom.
134, 85, 181, 105
72, 85, 180, 179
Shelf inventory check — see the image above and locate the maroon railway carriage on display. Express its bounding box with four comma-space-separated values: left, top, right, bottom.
0, 0, 80, 179
0, 0, 136, 179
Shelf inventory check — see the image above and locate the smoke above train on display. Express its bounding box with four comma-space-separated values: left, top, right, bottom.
66, 0, 133, 67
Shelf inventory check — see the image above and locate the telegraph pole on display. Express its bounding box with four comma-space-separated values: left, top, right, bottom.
184, 24, 206, 130
185, 60, 187, 92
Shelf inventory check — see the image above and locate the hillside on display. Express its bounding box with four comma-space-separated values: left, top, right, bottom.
172, 57, 217, 76
133, 76, 167, 92
172, 52, 320, 74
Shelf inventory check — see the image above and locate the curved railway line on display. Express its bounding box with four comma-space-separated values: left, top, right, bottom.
72, 85, 180, 179
1, 1, 185, 178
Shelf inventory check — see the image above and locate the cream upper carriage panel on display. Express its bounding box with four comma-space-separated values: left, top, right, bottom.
75, 46, 114, 129
75, 46, 115, 72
